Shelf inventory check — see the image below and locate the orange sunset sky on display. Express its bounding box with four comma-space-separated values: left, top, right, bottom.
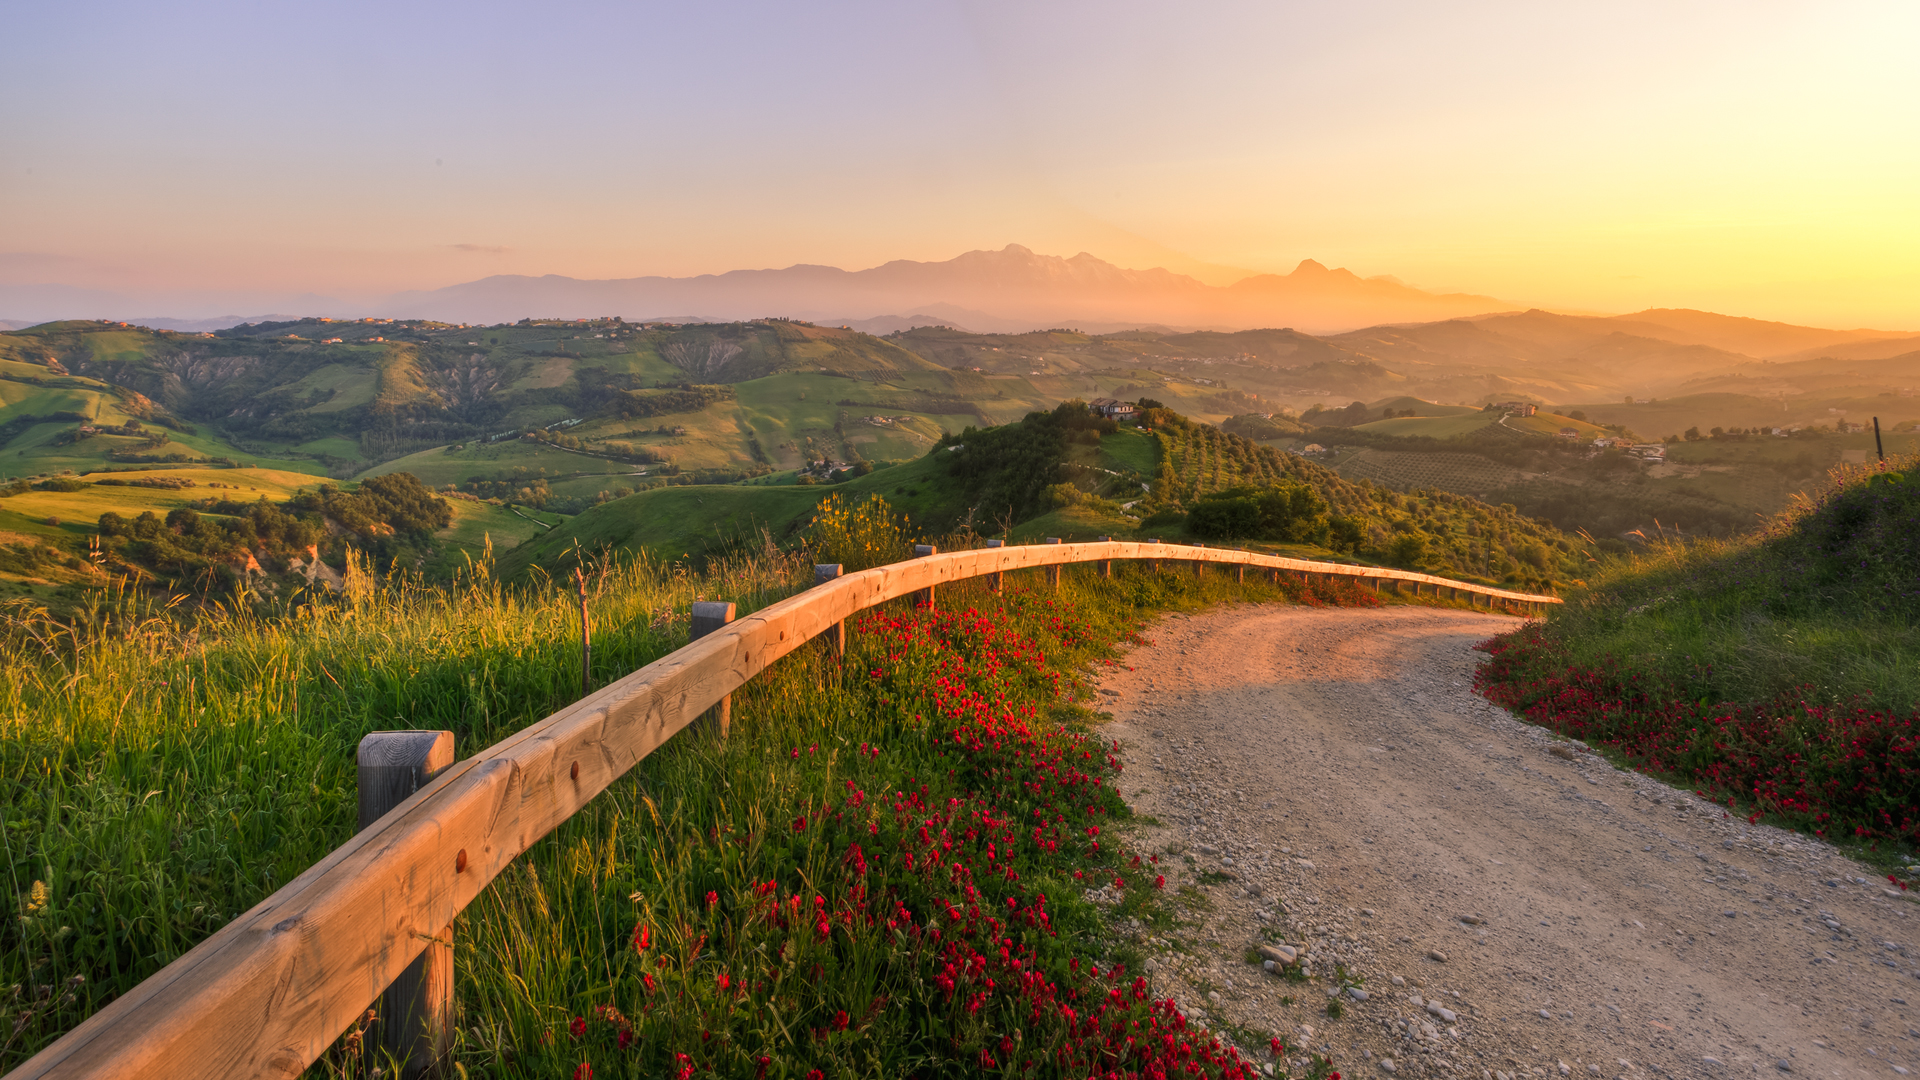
2, 0, 1917, 326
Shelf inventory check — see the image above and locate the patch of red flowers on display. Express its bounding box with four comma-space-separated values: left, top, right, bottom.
1475, 624, 1920, 845
554, 590, 1269, 1078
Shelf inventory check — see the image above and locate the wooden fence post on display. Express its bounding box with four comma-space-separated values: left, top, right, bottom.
357, 730, 457, 1079
1046, 537, 1062, 588
814, 564, 844, 657
1147, 537, 1160, 572
1235, 549, 1246, 584
985, 539, 1003, 593
912, 544, 938, 607
1191, 541, 1205, 577
1096, 536, 1113, 578
690, 601, 736, 736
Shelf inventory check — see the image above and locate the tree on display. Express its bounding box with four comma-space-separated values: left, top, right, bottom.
1387, 532, 1427, 568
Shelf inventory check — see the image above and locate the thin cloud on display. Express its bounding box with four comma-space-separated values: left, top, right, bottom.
449, 244, 511, 255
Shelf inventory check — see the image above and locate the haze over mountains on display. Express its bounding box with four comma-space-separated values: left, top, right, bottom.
3, 244, 1517, 334
7, 244, 1916, 369
374, 244, 1519, 334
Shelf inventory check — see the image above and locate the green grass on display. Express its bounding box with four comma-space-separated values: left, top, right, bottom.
360, 441, 642, 486
1477, 457, 1920, 861
1350, 412, 1499, 438
1505, 412, 1608, 439
1528, 454, 1920, 712
0, 525, 1352, 1073
504, 486, 829, 572
0, 467, 329, 544
434, 497, 554, 555
276, 362, 380, 413
1096, 427, 1159, 476
496, 455, 964, 574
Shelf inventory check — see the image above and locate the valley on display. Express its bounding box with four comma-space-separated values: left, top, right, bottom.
2, 307, 1915, 601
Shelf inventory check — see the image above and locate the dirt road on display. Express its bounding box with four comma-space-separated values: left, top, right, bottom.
1095, 605, 1918, 1080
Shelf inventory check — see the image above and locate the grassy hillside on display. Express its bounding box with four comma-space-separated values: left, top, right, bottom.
1477, 457, 1920, 859
496, 452, 959, 576
1145, 409, 1587, 585
505, 402, 1591, 594
0, 522, 1386, 1072
1351, 412, 1500, 438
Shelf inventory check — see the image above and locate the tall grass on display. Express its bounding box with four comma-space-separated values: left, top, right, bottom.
1476, 456, 1920, 856
444, 563, 1378, 1080
1, 542, 803, 1065
3, 520, 1391, 1073
1535, 453, 1920, 710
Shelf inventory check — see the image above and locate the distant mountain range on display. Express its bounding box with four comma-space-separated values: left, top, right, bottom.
375, 244, 1513, 334
3, 245, 1514, 335
7, 244, 1919, 351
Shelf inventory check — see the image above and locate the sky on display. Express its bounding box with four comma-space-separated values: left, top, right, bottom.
3, 0, 1918, 327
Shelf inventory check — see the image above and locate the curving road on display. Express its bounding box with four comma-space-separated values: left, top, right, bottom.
1096, 605, 1917, 1080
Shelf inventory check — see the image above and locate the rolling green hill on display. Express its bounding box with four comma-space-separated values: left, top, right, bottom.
10, 316, 1909, 587
503, 402, 1592, 592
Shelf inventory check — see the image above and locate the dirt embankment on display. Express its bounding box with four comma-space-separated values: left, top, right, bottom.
1096, 605, 1918, 1080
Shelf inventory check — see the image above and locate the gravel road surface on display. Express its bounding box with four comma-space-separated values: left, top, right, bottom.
1095, 605, 1918, 1080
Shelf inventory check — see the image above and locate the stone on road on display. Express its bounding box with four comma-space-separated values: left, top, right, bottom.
1097, 605, 1919, 1080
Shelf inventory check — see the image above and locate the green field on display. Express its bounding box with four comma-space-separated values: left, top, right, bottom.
0, 467, 329, 539
1095, 426, 1159, 475
433, 496, 559, 559
496, 453, 964, 575
1505, 412, 1609, 439
361, 441, 643, 487
1351, 412, 1500, 438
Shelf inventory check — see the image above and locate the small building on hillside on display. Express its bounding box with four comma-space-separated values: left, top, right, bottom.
1090, 398, 1137, 420
1495, 401, 1538, 417
1557, 427, 1579, 439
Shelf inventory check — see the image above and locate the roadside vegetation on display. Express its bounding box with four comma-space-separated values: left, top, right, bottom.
1475, 456, 1920, 862
1, 495, 1397, 1075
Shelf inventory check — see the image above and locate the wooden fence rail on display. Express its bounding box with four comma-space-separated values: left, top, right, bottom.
10, 542, 1558, 1080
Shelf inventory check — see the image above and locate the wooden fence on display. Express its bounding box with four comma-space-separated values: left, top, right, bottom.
11, 540, 1559, 1079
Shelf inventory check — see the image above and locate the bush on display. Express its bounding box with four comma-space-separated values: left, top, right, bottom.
807, 492, 917, 571
1185, 483, 1328, 543
1387, 532, 1427, 568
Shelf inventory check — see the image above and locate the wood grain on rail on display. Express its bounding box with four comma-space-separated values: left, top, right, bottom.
11, 543, 1555, 1080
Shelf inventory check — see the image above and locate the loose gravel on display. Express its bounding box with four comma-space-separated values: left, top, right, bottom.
1095, 605, 1918, 1080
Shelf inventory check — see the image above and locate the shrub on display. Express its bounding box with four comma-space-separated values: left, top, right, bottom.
807, 492, 917, 571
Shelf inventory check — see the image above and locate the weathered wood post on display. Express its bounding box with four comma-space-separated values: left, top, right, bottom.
1046, 537, 1062, 588
1147, 537, 1161, 572
1096, 536, 1113, 578
1191, 541, 1205, 578
912, 544, 938, 607
985, 538, 1004, 593
357, 730, 457, 1079
814, 564, 844, 658
689, 601, 736, 736
1235, 549, 1246, 585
